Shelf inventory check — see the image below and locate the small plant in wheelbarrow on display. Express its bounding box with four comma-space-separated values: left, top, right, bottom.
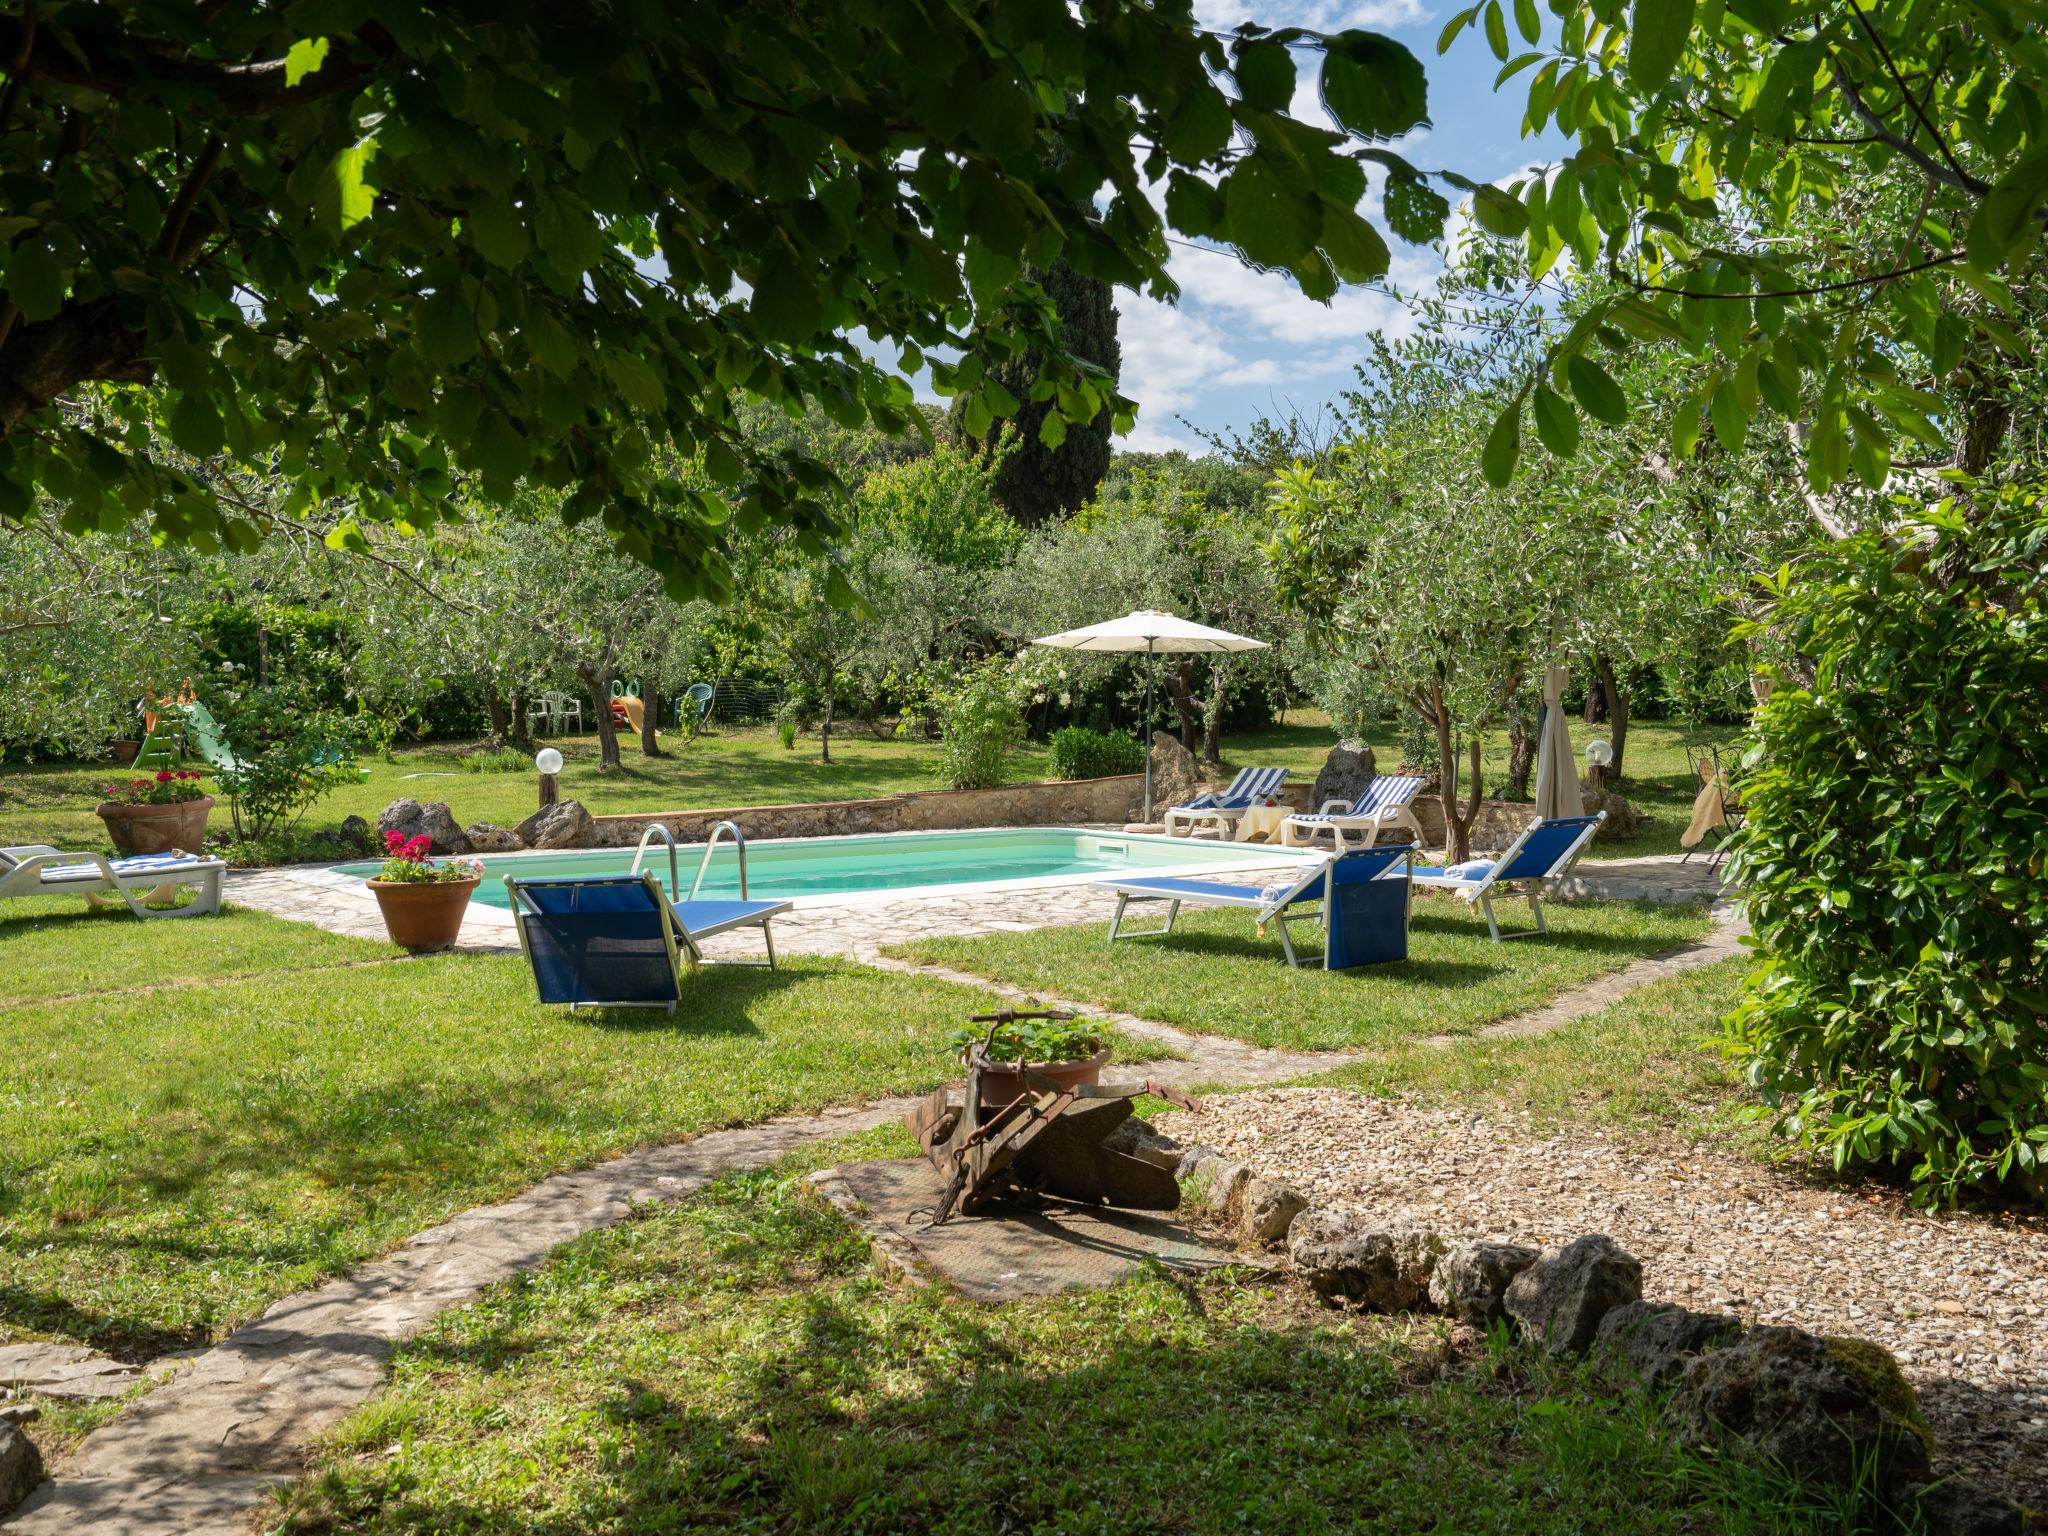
947, 1013, 1104, 1066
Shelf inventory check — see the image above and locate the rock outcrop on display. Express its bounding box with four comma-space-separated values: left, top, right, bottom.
514, 799, 596, 850
375, 798, 471, 855
1502, 1234, 1643, 1355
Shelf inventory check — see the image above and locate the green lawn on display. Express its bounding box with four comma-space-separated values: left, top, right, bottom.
0, 901, 1163, 1359
276, 1135, 1883, 1536
0, 715, 1734, 862
887, 895, 1713, 1052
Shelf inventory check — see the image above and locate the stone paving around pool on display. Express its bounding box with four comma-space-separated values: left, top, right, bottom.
227, 837, 1731, 961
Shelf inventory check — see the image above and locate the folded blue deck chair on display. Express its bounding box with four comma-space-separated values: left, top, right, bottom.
1409, 812, 1605, 941
1095, 841, 1414, 969
505, 872, 791, 1012
0, 845, 225, 918
1162, 765, 1290, 838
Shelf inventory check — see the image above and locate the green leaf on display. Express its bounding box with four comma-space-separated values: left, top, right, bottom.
1321, 33, 1428, 139
534, 185, 602, 278
1531, 382, 1580, 456
1482, 0, 1509, 60
283, 36, 330, 88
1709, 374, 1749, 450
1471, 184, 1529, 237
168, 391, 225, 458
1235, 40, 1296, 111
3, 239, 64, 323
315, 140, 377, 234
1671, 390, 1703, 459
470, 410, 532, 480
1161, 84, 1234, 162
1164, 170, 1227, 237
1627, 0, 1696, 93
1037, 410, 1068, 450
1481, 396, 1522, 485
1965, 147, 2048, 269
751, 248, 823, 341
1320, 206, 1391, 282
1223, 157, 1320, 267
1513, 0, 1542, 44
1436, 4, 1481, 53
605, 351, 666, 412
468, 194, 530, 267
418, 287, 480, 369
1566, 354, 1629, 424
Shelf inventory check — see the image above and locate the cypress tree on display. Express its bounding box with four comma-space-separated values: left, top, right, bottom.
952, 259, 1121, 527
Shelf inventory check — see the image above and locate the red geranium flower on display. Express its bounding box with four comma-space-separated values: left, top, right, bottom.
156, 770, 174, 782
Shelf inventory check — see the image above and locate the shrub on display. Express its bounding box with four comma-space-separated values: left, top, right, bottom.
931, 660, 1024, 791
1723, 488, 2048, 1204
1048, 726, 1145, 780
459, 749, 529, 774
207, 682, 366, 841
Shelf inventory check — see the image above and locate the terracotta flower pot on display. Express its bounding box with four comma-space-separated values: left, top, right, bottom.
366, 876, 480, 951
969, 1045, 1110, 1110
95, 796, 214, 858
109, 740, 140, 765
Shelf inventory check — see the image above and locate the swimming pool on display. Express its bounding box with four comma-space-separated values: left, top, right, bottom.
332, 826, 1309, 912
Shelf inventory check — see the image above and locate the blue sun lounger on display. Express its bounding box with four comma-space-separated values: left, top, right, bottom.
1409, 812, 1605, 940
505, 871, 791, 1012
1095, 841, 1416, 969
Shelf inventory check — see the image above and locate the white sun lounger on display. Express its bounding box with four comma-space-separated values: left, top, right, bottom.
0, 846, 227, 919
1161, 765, 1289, 838
1280, 774, 1428, 851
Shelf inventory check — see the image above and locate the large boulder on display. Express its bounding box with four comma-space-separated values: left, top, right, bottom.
1502, 1234, 1643, 1355
514, 799, 596, 850
1185, 1158, 1251, 1223
1670, 1327, 1932, 1490
1428, 1241, 1539, 1324
1240, 1178, 1310, 1247
375, 798, 471, 855
463, 821, 524, 854
1102, 1118, 1182, 1172
1594, 1300, 1741, 1389
1139, 731, 1204, 820
1309, 740, 1378, 812
0, 1422, 44, 1518
1288, 1212, 1444, 1309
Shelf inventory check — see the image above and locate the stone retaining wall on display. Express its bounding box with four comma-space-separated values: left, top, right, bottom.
593, 774, 1149, 846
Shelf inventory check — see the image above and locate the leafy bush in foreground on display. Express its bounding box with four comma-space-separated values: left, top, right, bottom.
1725, 489, 2048, 1204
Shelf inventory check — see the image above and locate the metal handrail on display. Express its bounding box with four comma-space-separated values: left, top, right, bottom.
689, 820, 748, 900
629, 823, 681, 899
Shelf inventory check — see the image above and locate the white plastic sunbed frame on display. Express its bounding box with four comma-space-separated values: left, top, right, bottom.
0, 845, 226, 919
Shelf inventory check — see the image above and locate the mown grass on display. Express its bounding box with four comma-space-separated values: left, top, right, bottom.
1329, 955, 1754, 1136
0, 930, 1158, 1358
0, 895, 391, 1004
278, 1144, 1898, 1536
887, 896, 1713, 1053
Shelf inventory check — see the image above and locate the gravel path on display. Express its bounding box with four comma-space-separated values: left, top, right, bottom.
1158, 1087, 2048, 1504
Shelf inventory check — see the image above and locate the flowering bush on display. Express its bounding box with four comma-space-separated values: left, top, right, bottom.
949, 1015, 1105, 1065
375, 831, 484, 885
100, 769, 209, 806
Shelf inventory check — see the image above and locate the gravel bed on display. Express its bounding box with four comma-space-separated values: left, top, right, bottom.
1158, 1086, 2048, 1504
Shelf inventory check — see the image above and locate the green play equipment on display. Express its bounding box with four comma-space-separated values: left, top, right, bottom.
131, 692, 367, 783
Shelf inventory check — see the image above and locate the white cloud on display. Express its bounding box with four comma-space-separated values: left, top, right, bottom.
1200, 0, 1431, 31
1118, 419, 1207, 454
1115, 290, 1284, 415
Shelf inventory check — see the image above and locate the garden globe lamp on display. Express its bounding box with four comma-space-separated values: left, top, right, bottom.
535, 747, 563, 809
1585, 738, 1613, 791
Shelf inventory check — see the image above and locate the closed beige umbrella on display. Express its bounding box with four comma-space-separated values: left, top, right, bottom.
1532, 665, 1585, 820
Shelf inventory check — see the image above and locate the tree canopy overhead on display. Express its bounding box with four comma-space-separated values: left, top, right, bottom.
1443, 0, 2048, 492
0, 0, 1440, 593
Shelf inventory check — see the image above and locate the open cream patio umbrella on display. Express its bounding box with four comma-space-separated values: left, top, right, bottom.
1030, 609, 1269, 822
1532, 664, 1586, 821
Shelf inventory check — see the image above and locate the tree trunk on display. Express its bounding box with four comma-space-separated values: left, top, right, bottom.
1427, 682, 1477, 862
1165, 659, 1201, 750
509, 693, 532, 748
484, 692, 508, 748
580, 665, 621, 771
1200, 665, 1228, 769
639, 684, 664, 758
1934, 364, 2015, 586
1594, 654, 1628, 785
1581, 674, 1607, 724
1505, 706, 1535, 801
820, 660, 835, 764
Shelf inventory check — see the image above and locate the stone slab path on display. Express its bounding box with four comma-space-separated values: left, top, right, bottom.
8, 864, 1737, 1535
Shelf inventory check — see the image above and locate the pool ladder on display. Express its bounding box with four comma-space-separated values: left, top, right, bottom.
629, 820, 750, 901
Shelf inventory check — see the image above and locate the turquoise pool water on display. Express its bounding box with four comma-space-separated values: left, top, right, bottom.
336, 827, 1297, 910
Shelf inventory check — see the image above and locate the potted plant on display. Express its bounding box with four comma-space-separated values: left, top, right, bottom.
95, 770, 214, 857
365, 832, 484, 951
950, 1014, 1110, 1109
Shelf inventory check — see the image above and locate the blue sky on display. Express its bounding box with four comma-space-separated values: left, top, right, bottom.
1110, 0, 1566, 453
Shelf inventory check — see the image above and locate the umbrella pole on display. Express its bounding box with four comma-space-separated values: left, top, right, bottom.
1143, 641, 1155, 823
